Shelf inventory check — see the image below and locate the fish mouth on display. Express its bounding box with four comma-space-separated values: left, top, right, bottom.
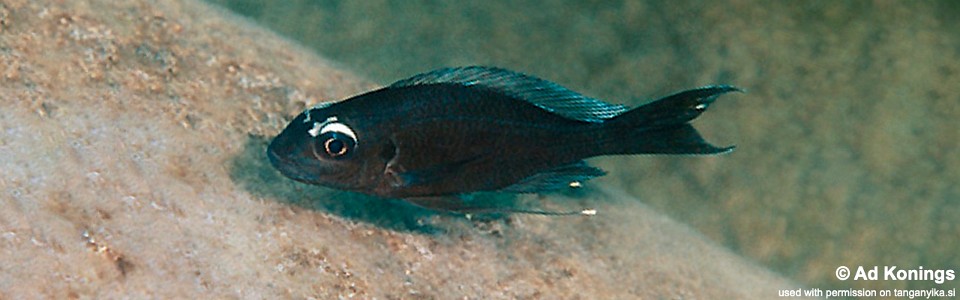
266, 147, 286, 172
266, 147, 315, 183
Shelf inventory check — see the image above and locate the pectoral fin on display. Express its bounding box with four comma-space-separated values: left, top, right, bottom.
385, 154, 482, 188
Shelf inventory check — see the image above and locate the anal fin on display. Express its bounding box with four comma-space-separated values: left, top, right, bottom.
501, 161, 606, 193
404, 196, 473, 213
404, 195, 596, 216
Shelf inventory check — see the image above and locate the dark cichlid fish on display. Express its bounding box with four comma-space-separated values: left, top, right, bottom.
268, 66, 739, 213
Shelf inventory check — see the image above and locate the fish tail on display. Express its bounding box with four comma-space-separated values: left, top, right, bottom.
602, 85, 740, 155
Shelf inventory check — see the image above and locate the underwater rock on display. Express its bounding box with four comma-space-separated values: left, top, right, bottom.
0, 0, 807, 298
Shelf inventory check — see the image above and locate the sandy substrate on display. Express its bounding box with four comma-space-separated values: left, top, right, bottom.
0, 0, 809, 298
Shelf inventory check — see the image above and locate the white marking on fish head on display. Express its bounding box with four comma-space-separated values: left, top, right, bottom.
308, 122, 322, 137
306, 116, 359, 147
319, 122, 358, 143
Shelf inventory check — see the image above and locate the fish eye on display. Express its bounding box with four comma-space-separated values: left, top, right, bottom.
325, 137, 347, 156
313, 132, 356, 159
307, 117, 358, 160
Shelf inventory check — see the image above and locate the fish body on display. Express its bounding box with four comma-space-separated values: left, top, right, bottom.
267, 66, 738, 212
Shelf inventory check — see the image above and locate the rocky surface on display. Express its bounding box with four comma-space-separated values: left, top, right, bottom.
0, 0, 803, 298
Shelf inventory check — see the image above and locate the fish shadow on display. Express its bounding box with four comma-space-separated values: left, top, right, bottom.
228, 135, 513, 234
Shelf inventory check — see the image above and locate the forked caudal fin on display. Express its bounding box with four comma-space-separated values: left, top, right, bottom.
605, 85, 741, 155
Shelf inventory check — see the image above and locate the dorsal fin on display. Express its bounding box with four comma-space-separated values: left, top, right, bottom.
389, 66, 628, 123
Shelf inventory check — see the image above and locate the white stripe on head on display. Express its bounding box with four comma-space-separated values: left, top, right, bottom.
306, 116, 358, 146
320, 123, 357, 142
308, 122, 322, 137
